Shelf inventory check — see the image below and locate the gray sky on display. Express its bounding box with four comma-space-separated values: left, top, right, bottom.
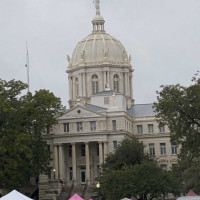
0, 0, 200, 107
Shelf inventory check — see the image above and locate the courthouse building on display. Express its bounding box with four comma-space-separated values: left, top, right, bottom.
39, 1, 178, 199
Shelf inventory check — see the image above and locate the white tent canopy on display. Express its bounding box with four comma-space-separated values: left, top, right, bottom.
0, 190, 33, 200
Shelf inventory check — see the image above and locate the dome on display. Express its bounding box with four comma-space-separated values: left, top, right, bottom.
70, 32, 129, 67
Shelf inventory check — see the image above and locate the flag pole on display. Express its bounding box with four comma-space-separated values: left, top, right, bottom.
25, 41, 30, 92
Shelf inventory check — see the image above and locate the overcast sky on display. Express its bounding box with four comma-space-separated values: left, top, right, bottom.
0, 0, 200, 107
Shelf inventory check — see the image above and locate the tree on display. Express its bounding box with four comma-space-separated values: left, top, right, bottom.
99, 137, 181, 200
103, 136, 148, 171
154, 77, 200, 158
154, 76, 200, 194
0, 79, 62, 189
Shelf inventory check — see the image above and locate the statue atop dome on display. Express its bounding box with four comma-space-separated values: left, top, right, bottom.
93, 0, 100, 15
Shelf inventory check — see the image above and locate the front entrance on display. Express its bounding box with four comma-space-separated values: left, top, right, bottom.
80, 169, 86, 184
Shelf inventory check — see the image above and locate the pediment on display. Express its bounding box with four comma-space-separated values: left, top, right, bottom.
58, 106, 103, 120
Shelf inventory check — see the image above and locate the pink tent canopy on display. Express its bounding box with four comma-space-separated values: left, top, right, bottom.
186, 189, 197, 197
69, 194, 84, 200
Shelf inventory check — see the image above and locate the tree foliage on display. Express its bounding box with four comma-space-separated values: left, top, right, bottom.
0, 79, 62, 189
154, 76, 200, 194
154, 78, 200, 158
100, 137, 181, 200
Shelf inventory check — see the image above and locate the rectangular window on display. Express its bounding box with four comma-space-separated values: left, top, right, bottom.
69, 145, 72, 157
159, 125, 165, 133
77, 122, 83, 132
148, 124, 154, 134
64, 123, 69, 132
149, 143, 155, 155
69, 167, 72, 181
46, 126, 50, 134
97, 143, 99, 156
113, 141, 118, 149
112, 120, 116, 131
104, 97, 109, 104
137, 125, 143, 134
90, 121, 96, 131
171, 145, 177, 155
160, 143, 166, 155
81, 144, 85, 156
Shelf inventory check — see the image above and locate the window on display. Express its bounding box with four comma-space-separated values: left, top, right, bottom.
149, 143, 155, 155
112, 120, 116, 131
113, 141, 118, 149
113, 74, 119, 92
137, 125, 143, 134
64, 123, 69, 132
160, 143, 166, 155
171, 145, 177, 155
69, 167, 73, 181
75, 77, 79, 97
81, 144, 85, 156
46, 126, 50, 134
159, 125, 165, 133
77, 122, 83, 132
104, 97, 109, 104
91, 74, 99, 94
90, 121, 96, 131
161, 164, 167, 170
69, 145, 72, 157
97, 143, 99, 156
148, 124, 154, 134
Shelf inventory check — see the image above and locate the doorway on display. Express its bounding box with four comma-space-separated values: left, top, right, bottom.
80, 169, 86, 184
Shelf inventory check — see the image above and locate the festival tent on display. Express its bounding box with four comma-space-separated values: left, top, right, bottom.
69, 193, 84, 200
121, 198, 131, 200
0, 190, 33, 200
186, 190, 197, 197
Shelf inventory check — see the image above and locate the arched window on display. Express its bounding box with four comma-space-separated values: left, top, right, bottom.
113, 74, 119, 92
91, 74, 99, 94
75, 77, 79, 97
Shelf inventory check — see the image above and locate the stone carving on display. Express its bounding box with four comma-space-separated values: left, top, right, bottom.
81, 50, 86, 61
93, 0, 100, 13
122, 50, 127, 61
66, 55, 71, 63
129, 54, 132, 63
102, 48, 109, 59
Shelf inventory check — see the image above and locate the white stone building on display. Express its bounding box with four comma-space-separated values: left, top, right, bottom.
39, 1, 178, 199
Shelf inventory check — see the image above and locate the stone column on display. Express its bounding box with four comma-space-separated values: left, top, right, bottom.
103, 71, 106, 89
72, 143, 77, 184
85, 142, 91, 185
107, 71, 110, 88
58, 144, 65, 180
103, 141, 108, 162
130, 75, 133, 98
83, 73, 86, 97
125, 72, 128, 96
72, 77, 76, 99
99, 141, 103, 166
53, 145, 59, 179
79, 74, 83, 97
127, 72, 130, 96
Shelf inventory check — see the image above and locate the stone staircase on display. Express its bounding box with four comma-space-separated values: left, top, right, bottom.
57, 184, 96, 200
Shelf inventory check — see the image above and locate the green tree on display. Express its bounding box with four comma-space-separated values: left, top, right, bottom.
154, 78, 200, 158
103, 136, 148, 171
0, 79, 62, 189
154, 76, 200, 194
100, 137, 181, 200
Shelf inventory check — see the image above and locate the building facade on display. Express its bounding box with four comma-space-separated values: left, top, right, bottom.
39, 1, 178, 199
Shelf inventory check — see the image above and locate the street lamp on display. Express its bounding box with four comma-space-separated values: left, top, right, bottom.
52, 168, 56, 179
96, 182, 100, 200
